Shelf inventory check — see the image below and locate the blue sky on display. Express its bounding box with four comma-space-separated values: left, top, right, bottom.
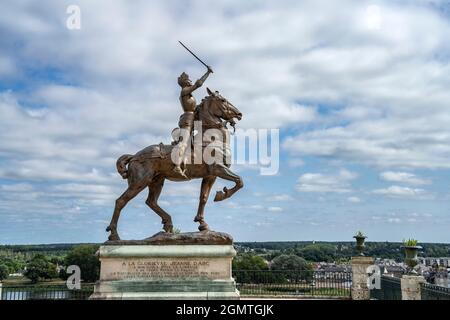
1, 0, 450, 244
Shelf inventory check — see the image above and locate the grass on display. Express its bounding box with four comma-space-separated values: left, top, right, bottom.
403, 238, 419, 247
3, 277, 66, 286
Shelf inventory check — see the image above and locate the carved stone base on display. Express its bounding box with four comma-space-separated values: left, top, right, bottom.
92, 279, 239, 300
90, 241, 239, 300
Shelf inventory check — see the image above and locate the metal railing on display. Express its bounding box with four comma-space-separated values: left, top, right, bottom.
370, 275, 402, 300
233, 270, 351, 298
421, 283, 450, 300
1, 283, 94, 300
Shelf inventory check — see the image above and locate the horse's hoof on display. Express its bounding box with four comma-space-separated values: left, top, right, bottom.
163, 224, 173, 233
214, 191, 225, 202
108, 233, 120, 241
198, 223, 209, 232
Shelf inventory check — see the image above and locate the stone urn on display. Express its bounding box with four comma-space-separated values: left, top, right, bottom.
402, 245, 422, 274
353, 234, 366, 256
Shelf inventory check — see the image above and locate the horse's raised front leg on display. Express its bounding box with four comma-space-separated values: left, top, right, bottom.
211, 164, 244, 202
145, 176, 173, 233
107, 185, 146, 241
195, 176, 216, 231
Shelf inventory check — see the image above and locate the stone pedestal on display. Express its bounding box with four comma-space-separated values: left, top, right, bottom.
435, 272, 449, 288
90, 231, 239, 300
401, 275, 425, 300
351, 256, 374, 300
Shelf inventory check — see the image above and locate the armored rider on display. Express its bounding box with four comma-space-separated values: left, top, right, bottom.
174, 66, 213, 178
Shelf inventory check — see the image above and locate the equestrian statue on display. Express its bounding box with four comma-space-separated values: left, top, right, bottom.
106, 42, 243, 241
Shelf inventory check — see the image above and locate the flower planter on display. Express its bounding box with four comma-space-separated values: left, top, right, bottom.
353, 235, 366, 256
402, 245, 422, 274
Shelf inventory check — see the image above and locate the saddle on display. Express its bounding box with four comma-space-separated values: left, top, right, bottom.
129, 138, 200, 163
130, 143, 174, 163
129, 105, 230, 164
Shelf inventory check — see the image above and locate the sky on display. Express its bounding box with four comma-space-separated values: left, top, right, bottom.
0, 0, 450, 244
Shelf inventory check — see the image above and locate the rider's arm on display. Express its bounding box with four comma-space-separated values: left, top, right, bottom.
182, 68, 213, 95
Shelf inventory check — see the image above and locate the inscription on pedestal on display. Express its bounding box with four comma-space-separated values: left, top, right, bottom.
92, 244, 239, 300
100, 257, 230, 281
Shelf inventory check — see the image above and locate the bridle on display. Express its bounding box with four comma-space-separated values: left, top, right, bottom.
199, 95, 237, 133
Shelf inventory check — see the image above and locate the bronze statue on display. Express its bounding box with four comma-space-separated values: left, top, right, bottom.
106, 45, 243, 240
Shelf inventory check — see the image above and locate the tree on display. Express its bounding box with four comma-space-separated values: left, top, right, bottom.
270, 254, 311, 270
296, 244, 336, 262
64, 245, 100, 282
49, 256, 64, 266
270, 254, 313, 283
24, 254, 58, 283
0, 264, 9, 281
233, 254, 268, 271
232, 254, 269, 284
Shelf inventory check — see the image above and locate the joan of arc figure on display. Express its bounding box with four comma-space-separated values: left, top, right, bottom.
173, 67, 213, 178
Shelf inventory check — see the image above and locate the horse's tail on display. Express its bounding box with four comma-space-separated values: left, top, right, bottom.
116, 154, 133, 179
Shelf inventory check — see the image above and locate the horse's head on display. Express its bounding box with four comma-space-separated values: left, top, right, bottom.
203, 88, 242, 124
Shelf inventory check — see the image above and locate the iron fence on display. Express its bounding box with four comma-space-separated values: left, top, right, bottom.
232, 270, 351, 298
421, 283, 450, 300
370, 275, 402, 300
1, 283, 94, 300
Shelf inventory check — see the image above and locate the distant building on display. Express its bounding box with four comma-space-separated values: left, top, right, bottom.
8, 269, 25, 277
314, 263, 351, 273
418, 257, 450, 268
8, 272, 24, 277
379, 265, 406, 278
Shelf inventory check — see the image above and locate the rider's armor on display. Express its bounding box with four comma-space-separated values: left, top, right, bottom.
174, 70, 211, 177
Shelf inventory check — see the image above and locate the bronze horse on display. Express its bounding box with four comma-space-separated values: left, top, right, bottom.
106, 88, 243, 240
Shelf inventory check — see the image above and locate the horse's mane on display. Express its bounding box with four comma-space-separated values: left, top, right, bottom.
198, 95, 214, 107
195, 95, 214, 119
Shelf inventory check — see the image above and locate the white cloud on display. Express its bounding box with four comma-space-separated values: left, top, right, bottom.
347, 196, 361, 203
0, 183, 34, 192
242, 97, 316, 129
51, 183, 115, 195
296, 169, 358, 193
278, 3, 450, 170
0, 55, 16, 76
163, 181, 201, 198
379, 171, 431, 185
158, 200, 171, 207
283, 111, 450, 169
267, 194, 293, 201
267, 206, 283, 213
387, 218, 401, 223
372, 185, 426, 197
288, 158, 305, 168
